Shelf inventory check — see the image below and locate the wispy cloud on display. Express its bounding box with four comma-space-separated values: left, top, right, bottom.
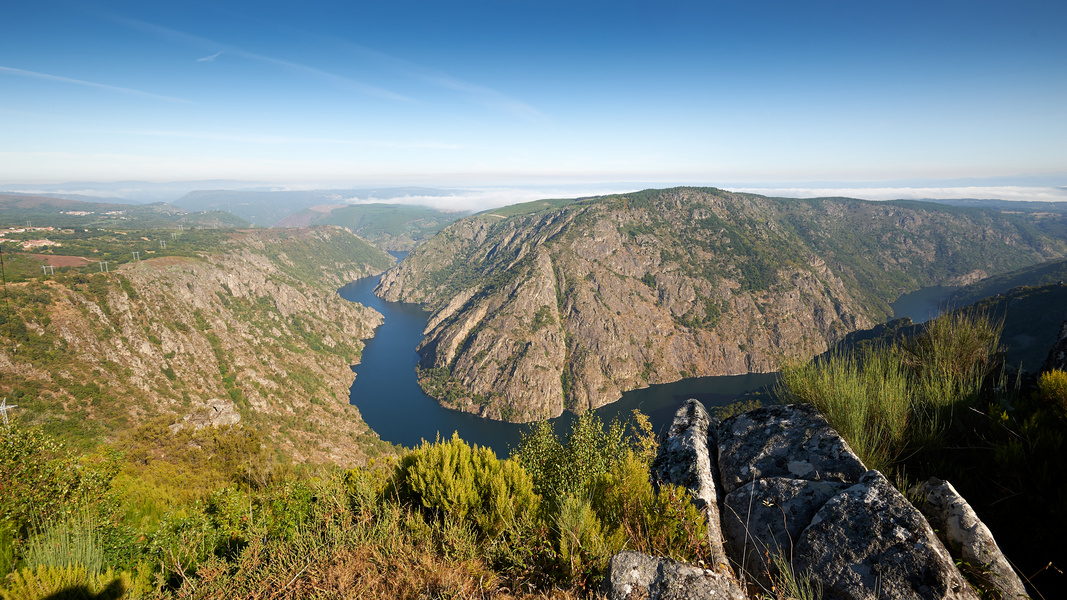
196, 50, 222, 62
329, 40, 547, 122
0, 65, 190, 103
118, 18, 413, 102
100, 128, 462, 149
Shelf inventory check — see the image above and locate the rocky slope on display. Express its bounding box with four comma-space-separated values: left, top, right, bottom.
377, 187, 1063, 422
0, 227, 395, 466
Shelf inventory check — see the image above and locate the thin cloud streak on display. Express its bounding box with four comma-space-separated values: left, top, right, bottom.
0, 65, 190, 103
196, 50, 222, 62
327, 39, 547, 122
118, 18, 413, 103
101, 128, 462, 149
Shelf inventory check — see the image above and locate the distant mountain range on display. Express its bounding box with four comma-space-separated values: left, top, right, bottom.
0, 193, 248, 229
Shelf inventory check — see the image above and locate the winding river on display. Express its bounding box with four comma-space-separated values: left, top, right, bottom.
339, 271, 776, 455
340, 260, 955, 456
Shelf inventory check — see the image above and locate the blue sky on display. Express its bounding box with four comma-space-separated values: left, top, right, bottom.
1, 0, 1065, 191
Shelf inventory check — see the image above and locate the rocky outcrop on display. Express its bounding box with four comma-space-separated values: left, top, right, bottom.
650, 399, 732, 574
1040, 319, 1067, 373
379, 187, 1062, 422
170, 399, 241, 432
613, 401, 1029, 600
604, 551, 746, 600
794, 470, 975, 600
918, 478, 1029, 600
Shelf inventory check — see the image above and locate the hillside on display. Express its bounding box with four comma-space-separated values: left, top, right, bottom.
948, 256, 1067, 306
0, 194, 248, 229
0, 227, 396, 466
378, 187, 1064, 422
276, 203, 463, 250
173, 187, 462, 227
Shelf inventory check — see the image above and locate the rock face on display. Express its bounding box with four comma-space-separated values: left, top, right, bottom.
604, 551, 747, 600
171, 399, 241, 432
1041, 319, 1067, 373
918, 478, 1029, 600
378, 187, 1061, 422
794, 470, 976, 600
615, 401, 1018, 600
650, 399, 731, 573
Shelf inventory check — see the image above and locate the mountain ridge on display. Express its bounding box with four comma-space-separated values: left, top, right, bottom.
378, 187, 1065, 422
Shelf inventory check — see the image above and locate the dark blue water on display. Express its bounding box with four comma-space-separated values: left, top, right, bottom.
339, 272, 777, 456
890, 286, 958, 324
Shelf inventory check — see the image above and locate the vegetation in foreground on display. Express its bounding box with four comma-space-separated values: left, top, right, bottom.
0, 411, 716, 599
781, 311, 1067, 596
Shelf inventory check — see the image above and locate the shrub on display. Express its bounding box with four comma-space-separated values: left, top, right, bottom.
1038, 369, 1067, 413
592, 453, 708, 562
391, 433, 538, 541
0, 565, 131, 600
512, 413, 628, 514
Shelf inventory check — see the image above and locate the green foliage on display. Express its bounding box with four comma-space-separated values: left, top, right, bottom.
781, 311, 1002, 474
531, 305, 554, 332
0, 564, 134, 600
512, 413, 627, 513
1038, 369, 1067, 412
781, 348, 912, 473
24, 509, 103, 574
391, 433, 537, 540
591, 453, 707, 562
0, 421, 118, 535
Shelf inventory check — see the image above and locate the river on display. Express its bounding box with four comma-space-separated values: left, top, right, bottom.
339, 271, 776, 456
889, 285, 957, 324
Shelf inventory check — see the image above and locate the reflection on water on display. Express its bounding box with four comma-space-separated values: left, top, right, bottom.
340, 271, 776, 456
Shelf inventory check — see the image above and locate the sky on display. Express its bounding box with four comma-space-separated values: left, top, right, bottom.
1, 0, 1066, 200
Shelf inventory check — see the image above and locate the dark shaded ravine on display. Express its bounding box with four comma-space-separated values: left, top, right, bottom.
340, 268, 950, 456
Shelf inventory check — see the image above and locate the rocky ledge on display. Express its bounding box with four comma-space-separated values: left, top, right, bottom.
607, 400, 1027, 600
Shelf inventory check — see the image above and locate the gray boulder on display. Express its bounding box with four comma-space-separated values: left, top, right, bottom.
918, 478, 1029, 600
651, 399, 730, 572
795, 470, 978, 600
721, 477, 849, 587
717, 404, 868, 494
604, 551, 747, 600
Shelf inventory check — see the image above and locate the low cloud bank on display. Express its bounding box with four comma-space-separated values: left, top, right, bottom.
343, 185, 637, 213
728, 186, 1067, 203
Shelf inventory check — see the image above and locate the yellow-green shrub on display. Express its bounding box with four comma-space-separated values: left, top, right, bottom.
1039, 369, 1067, 412
391, 433, 537, 540
0, 564, 146, 600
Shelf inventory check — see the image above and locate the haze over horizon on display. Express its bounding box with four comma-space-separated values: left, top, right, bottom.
2, 1, 1065, 196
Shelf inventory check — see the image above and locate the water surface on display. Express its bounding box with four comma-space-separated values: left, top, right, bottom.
340, 271, 777, 455
890, 286, 958, 323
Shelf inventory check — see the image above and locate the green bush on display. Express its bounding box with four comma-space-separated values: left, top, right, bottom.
391, 433, 538, 540
512, 413, 628, 514
1038, 369, 1067, 413
0, 564, 132, 600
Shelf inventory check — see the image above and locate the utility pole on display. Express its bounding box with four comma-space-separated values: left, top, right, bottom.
132, 251, 140, 261
99, 261, 109, 273
160, 240, 167, 249
41, 265, 55, 275
0, 398, 17, 427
